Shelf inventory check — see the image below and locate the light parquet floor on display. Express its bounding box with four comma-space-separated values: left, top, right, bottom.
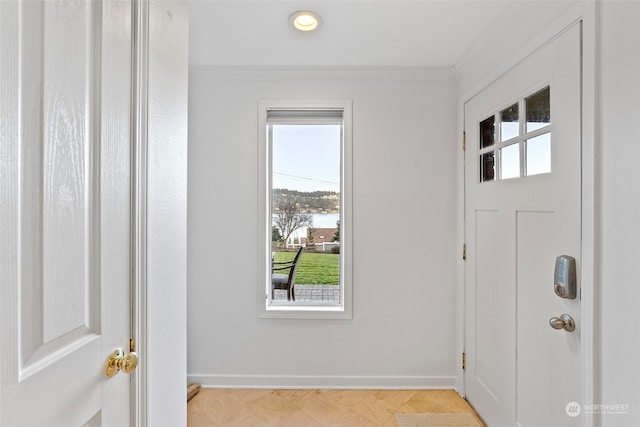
188, 389, 485, 427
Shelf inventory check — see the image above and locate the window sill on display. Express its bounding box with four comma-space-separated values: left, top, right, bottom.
259, 303, 352, 320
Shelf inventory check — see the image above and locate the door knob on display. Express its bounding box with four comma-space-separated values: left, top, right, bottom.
105, 348, 139, 377
549, 313, 575, 332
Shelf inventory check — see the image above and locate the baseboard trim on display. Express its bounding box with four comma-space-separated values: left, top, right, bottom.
187, 374, 455, 390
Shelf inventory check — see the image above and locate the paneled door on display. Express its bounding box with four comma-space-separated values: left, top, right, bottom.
464, 24, 582, 426
1, 0, 135, 425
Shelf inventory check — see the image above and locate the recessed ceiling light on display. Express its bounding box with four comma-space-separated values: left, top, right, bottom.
289, 10, 321, 32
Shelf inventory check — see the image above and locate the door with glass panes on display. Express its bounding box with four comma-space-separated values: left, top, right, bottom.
464, 23, 582, 426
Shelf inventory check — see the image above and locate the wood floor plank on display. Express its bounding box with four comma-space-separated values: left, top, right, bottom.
187, 389, 484, 426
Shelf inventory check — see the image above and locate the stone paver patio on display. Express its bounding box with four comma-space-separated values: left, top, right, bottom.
272, 284, 340, 303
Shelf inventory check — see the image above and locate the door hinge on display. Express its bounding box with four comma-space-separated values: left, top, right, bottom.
462, 131, 466, 151
462, 243, 467, 261
462, 352, 466, 370
130, 338, 136, 353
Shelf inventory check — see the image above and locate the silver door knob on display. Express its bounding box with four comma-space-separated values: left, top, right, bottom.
549, 313, 575, 332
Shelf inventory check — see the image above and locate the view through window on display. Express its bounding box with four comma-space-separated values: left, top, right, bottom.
260, 101, 352, 317
271, 123, 341, 305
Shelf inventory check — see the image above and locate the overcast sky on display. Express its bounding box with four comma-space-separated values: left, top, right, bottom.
272, 125, 341, 193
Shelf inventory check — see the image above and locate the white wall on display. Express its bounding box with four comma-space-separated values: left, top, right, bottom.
187, 67, 458, 388
455, 1, 581, 97
597, 2, 640, 425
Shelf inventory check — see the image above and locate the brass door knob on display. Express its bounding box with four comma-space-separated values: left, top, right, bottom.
105, 348, 139, 377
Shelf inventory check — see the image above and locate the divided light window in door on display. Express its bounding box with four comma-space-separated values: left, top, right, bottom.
479, 86, 551, 182
258, 100, 352, 319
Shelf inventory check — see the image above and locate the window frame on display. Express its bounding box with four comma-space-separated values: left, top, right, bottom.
257, 99, 353, 319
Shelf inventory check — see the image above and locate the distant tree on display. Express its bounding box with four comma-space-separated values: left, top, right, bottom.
333, 220, 340, 242
272, 188, 341, 214
272, 226, 283, 244
306, 228, 315, 248
273, 201, 312, 248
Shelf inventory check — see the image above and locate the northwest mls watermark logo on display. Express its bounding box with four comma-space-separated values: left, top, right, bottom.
566, 401, 630, 417
566, 402, 581, 417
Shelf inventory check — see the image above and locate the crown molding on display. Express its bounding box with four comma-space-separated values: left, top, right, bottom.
189, 65, 457, 82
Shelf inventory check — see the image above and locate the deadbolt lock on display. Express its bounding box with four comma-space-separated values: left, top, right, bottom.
105, 348, 139, 377
554, 255, 577, 299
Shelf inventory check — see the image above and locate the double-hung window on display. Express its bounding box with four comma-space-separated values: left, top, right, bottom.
258, 100, 352, 319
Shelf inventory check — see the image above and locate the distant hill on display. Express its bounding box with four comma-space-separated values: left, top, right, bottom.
273, 188, 340, 214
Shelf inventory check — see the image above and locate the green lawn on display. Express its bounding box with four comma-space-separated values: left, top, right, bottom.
273, 250, 339, 285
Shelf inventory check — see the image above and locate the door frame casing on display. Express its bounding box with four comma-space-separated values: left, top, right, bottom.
132, 0, 149, 424
455, 4, 596, 426
132, 0, 189, 425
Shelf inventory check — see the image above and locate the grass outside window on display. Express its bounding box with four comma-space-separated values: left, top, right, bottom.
273, 251, 339, 285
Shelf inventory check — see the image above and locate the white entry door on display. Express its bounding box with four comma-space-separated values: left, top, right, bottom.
1, 0, 135, 425
464, 24, 582, 426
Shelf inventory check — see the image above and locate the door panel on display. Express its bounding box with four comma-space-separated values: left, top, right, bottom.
517, 211, 555, 423
20, 0, 101, 368
464, 24, 582, 427
1, 0, 133, 425
474, 209, 513, 406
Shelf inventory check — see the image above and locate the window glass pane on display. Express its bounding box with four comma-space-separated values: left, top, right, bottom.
526, 86, 550, 132
480, 116, 495, 149
480, 152, 495, 182
271, 124, 341, 305
526, 133, 551, 176
500, 143, 520, 179
500, 103, 519, 141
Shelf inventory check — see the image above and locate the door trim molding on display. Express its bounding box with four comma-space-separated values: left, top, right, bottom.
132, 0, 150, 424
142, 1, 189, 424
578, 8, 598, 427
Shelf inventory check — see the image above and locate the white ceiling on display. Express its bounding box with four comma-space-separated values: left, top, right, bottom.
189, 0, 520, 68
